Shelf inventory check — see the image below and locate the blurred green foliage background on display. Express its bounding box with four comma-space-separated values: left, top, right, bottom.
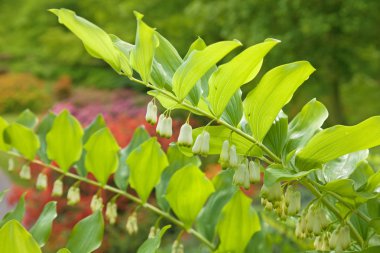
0, 0, 379, 125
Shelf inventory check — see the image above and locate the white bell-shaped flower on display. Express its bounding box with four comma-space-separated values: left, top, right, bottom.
126, 212, 138, 235
192, 133, 203, 154
8, 158, 14, 172
90, 195, 103, 212
228, 145, 238, 168
178, 123, 193, 147
105, 202, 118, 225
36, 173, 48, 191
219, 140, 230, 165
266, 182, 282, 202
19, 164, 31, 180
248, 160, 260, 183
233, 163, 246, 186
67, 186, 80, 206
200, 131, 210, 155
156, 114, 165, 135
145, 101, 157, 125
52, 179, 63, 197
161, 116, 173, 138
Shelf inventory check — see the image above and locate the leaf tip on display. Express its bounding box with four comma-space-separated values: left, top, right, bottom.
133, 10, 144, 20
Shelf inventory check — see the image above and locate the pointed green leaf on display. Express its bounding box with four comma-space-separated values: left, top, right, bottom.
263, 110, 288, 157
216, 191, 260, 253
166, 165, 215, 228
173, 40, 241, 101
285, 99, 328, 153
16, 109, 38, 129
296, 116, 380, 170
244, 61, 315, 141
0, 194, 25, 228
36, 112, 56, 163
220, 89, 243, 127
50, 8, 129, 75
109, 34, 133, 77
0, 116, 10, 151
184, 37, 207, 59
349, 160, 375, 190
115, 126, 150, 190
264, 165, 313, 187
66, 211, 104, 253
130, 11, 158, 84
4, 123, 40, 160
127, 138, 168, 203
137, 225, 171, 253
46, 110, 83, 172
76, 114, 106, 176
84, 128, 120, 185
209, 39, 279, 117
30, 201, 57, 247
156, 144, 201, 211
0, 220, 41, 253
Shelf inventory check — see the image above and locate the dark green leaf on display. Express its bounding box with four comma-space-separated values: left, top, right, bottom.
0, 116, 10, 151
369, 218, 380, 234
30, 201, 57, 247
0, 194, 25, 228
36, 112, 56, 163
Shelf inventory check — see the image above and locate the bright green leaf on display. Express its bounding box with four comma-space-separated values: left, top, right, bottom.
244, 61, 315, 141
130, 11, 158, 84
216, 191, 260, 252
296, 116, 380, 170
46, 110, 83, 172
0, 220, 41, 253
30, 201, 57, 247
115, 126, 150, 190
4, 123, 40, 160
16, 109, 38, 129
57, 249, 71, 253
209, 39, 279, 117
263, 110, 288, 158
0, 194, 25, 228
66, 211, 104, 253
127, 138, 168, 203
221, 89, 244, 127
137, 225, 171, 253
84, 128, 120, 185
0, 116, 10, 151
36, 112, 56, 163
285, 99, 328, 153
166, 165, 215, 228
366, 170, 380, 193
264, 165, 313, 187
349, 161, 375, 190
173, 40, 241, 101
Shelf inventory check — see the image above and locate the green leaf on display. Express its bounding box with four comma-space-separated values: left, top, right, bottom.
296, 116, 380, 170
16, 109, 38, 129
322, 150, 368, 183
127, 138, 168, 203
166, 165, 215, 228
46, 110, 83, 172
0, 116, 10, 151
0, 194, 25, 228
192, 126, 263, 156
115, 126, 150, 190
156, 144, 200, 211
221, 89, 244, 127
285, 99, 328, 153
263, 110, 288, 158
4, 123, 40, 160
369, 218, 380, 234
323, 179, 375, 204
137, 225, 171, 253
50, 8, 130, 75
243, 61, 315, 141
84, 128, 120, 185
57, 249, 71, 253
30, 201, 57, 247
109, 35, 133, 77
209, 39, 279, 117
349, 160, 375, 190
0, 220, 41, 253
264, 165, 313, 187
360, 246, 380, 253
130, 11, 158, 84
66, 211, 104, 253
36, 112, 56, 163
77, 114, 106, 176
366, 170, 380, 193
196, 169, 237, 241
173, 40, 241, 101
216, 191, 260, 253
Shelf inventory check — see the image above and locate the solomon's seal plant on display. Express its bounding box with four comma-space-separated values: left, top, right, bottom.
0, 8, 379, 253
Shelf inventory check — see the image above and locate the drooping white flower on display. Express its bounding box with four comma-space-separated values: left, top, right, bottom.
90, 195, 104, 212
329, 225, 350, 252
19, 164, 31, 180
192, 131, 210, 156
148, 226, 160, 239
228, 145, 238, 168
52, 179, 63, 197
145, 101, 157, 125
126, 212, 138, 235
192, 133, 203, 154
8, 158, 14, 172
233, 163, 246, 186
156, 114, 165, 135
105, 202, 118, 225
161, 116, 173, 138
67, 186, 80, 206
171, 240, 184, 253
248, 160, 260, 183
219, 140, 229, 165
36, 173, 48, 191
266, 182, 282, 202
178, 123, 193, 147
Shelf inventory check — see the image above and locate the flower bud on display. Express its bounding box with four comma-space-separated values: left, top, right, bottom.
145, 101, 157, 125
266, 182, 282, 202
178, 123, 193, 147
171, 240, 184, 253
233, 163, 246, 186
330, 225, 350, 251
90, 195, 103, 212
156, 114, 165, 135
228, 145, 238, 168
126, 212, 138, 235
219, 140, 230, 165
52, 179, 63, 197
200, 131, 210, 155
106, 202, 118, 225
248, 160, 260, 183
67, 186, 80, 206
148, 226, 160, 239
161, 116, 173, 138
36, 173, 48, 191
19, 164, 31, 180
8, 158, 14, 172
